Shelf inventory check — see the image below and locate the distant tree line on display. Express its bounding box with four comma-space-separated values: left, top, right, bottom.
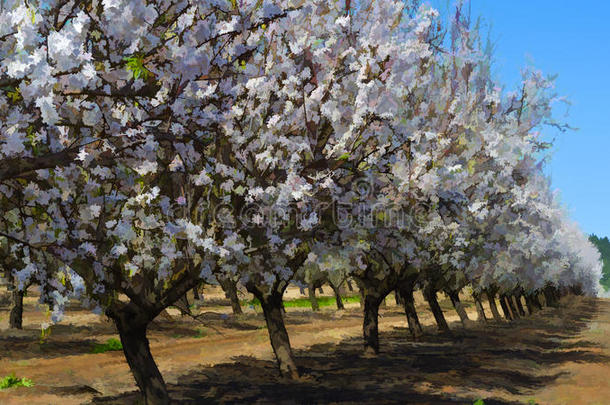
589, 235, 610, 290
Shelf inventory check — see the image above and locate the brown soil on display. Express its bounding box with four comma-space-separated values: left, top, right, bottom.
0, 289, 608, 404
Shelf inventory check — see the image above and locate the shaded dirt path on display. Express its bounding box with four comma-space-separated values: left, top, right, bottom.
1, 297, 609, 404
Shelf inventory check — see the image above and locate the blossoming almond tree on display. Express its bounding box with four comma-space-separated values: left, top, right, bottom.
1, 0, 299, 403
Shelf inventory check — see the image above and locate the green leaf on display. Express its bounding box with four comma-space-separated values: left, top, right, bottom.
338, 153, 350, 161
124, 55, 152, 81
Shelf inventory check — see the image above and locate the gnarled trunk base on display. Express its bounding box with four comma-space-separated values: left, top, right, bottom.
248, 287, 299, 379
112, 313, 169, 405
362, 294, 382, 355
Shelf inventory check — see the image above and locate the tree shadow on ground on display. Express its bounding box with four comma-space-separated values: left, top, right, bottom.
92, 298, 607, 404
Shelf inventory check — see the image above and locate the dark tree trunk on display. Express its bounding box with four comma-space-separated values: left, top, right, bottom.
486, 290, 503, 321
543, 287, 557, 307
9, 289, 24, 329
192, 284, 200, 301
424, 287, 449, 332
544, 286, 559, 307
362, 294, 382, 355
533, 293, 544, 310
447, 290, 470, 325
397, 283, 423, 339
354, 266, 399, 355
219, 278, 243, 315
359, 287, 365, 309
499, 295, 513, 320
473, 293, 487, 323
113, 315, 169, 405
514, 295, 526, 317
506, 295, 520, 319
524, 295, 535, 314
394, 290, 403, 306
346, 280, 354, 292
257, 291, 299, 379
539, 292, 548, 307
331, 284, 345, 310
308, 285, 320, 312
176, 294, 191, 316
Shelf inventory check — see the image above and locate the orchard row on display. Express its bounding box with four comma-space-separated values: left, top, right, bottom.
0, 1, 602, 404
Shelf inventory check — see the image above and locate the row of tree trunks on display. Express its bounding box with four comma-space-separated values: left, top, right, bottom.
307, 281, 346, 311
499, 294, 513, 320
514, 295, 527, 317
525, 293, 543, 313
544, 286, 560, 307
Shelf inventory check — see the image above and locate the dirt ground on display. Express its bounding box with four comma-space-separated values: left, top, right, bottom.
0, 287, 609, 404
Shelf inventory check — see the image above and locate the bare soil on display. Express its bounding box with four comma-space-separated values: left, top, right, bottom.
0, 287, 608, 404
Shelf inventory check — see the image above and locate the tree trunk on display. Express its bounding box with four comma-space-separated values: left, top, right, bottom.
258, 292, 299, 379
331, 284, 344, 310
346, 280, 354, 292
506, 295, 520, 318
448, 290, 470, 325
308, 285, 320, 312
524, 295, 534, 314
424, 287, 449, 332
176, 294, 191, 316
228, 283, 243, 315
192, 284, 200, 301
486, 291, 503, 321
114, 317, 169, 405
514, 295, 526, 317
544, 286, 558, 307
362, 294, 382, 355
473, 293, 487, 323
9, 289, 24, 329
394, 290, 403, 306
398, 284, 423, 339
533, 293, 544, 310
219, 278, 242, 315
499, 295, 513, 320
359, 287, 365, 309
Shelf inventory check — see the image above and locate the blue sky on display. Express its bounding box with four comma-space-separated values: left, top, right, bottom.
425, 0, 610, 237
